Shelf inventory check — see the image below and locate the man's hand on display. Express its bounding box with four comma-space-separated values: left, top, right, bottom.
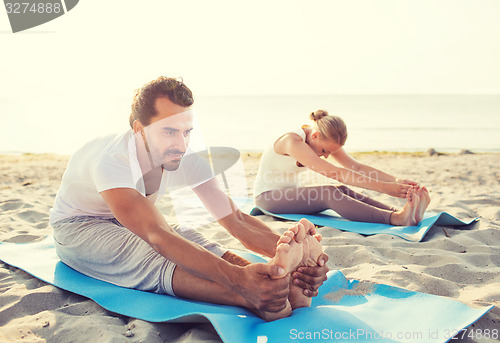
234, 263, 290, 312
291, 253, 329, 297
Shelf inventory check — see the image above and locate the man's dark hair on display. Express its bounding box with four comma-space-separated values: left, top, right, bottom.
129, 76, 194, 128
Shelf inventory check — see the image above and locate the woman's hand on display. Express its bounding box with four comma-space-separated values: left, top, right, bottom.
396, 178, 419, 187
383, 181, 411, 198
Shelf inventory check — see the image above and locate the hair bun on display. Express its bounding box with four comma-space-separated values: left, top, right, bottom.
309, 109, 329, 121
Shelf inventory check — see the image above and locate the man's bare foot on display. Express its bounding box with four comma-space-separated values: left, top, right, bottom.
390, 188, 419, 226
287, 234, 324, 309
415, 186, 430, 223
270, 223, 323, 310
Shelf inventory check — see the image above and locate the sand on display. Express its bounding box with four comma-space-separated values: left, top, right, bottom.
0, 151, 499, 342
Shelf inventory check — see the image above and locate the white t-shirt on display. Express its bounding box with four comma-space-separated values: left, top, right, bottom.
253, 127, 308, 196
49, 130, 213, 226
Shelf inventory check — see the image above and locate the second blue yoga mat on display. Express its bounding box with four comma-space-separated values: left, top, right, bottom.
250, 207, 478, 242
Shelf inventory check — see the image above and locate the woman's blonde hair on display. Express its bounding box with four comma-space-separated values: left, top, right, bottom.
309, 110, 348, 146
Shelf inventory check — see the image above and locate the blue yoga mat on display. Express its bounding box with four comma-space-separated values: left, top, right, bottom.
0, 236, 491, 343
250, 207, 478, 242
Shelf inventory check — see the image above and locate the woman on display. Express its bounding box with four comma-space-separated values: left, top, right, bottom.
254, 110, 430, 226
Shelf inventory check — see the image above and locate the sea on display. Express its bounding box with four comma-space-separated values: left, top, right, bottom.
1, 94, 499, 155
195, 94, 500, 153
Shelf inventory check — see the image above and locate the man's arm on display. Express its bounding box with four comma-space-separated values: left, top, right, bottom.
193, 179, 329, 295
221, 211, 330, 297
192, 178, 280, 258
220, 209, 281, 258
222, 210, 331, 297
100, 187, 289, 312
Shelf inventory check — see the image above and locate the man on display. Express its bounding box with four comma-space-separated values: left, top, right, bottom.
49, 76, 328, 321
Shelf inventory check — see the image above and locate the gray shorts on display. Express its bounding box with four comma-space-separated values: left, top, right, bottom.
52, 216, 226, 296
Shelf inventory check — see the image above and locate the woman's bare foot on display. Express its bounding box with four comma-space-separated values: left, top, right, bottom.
415, 186, 431, 223
390, 188, 419, 226
270, 223, 324, 310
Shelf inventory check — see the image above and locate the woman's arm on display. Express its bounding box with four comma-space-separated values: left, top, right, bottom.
275, 134, 410, 198
332, 148, 419, 185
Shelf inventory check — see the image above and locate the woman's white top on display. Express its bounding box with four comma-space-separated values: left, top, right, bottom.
253, 127, 308, 197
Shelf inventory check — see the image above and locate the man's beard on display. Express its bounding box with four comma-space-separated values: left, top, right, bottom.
151, 148, 184, 171
162, 160, 182, 171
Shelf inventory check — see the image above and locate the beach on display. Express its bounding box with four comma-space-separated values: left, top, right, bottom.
0, 151, 499, 342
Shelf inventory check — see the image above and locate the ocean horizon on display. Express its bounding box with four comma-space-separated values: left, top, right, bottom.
1, 94, 499, 155
197, 94, 500, 154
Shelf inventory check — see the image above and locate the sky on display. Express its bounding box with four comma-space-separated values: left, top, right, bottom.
1, 0, 500, 153
1, 0, 500, 97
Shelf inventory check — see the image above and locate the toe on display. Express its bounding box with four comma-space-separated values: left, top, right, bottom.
277, 234, 292, 245
276, 242, 291, 255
